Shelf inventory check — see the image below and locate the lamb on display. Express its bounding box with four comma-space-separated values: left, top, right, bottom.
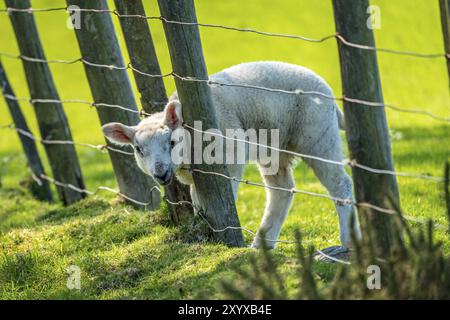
102, 61, 361, 249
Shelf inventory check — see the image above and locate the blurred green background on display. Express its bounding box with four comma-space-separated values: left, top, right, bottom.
0, 0, 449, 299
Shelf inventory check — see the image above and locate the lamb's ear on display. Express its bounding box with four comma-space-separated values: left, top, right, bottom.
102, 122, 136, 145
164, 100, 183, 129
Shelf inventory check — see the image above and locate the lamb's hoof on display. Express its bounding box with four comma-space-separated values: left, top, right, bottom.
313, 246, 351, 264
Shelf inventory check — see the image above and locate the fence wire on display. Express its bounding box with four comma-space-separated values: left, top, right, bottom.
20, 167, 347, 264
0, 122, 134, 156
7, 157, 444, 265
182, 123, 445, 182
1, 52, 449, 123
0, 121, 444, 230
0, 113, 445, 184
187, 167, 446, 230
0, 6, 448, 60
0, 91, 446, 183
2, 6, 445, 183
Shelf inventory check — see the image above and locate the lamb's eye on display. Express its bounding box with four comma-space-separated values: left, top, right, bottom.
135, 145, 143, 155
170, 140, 176, 148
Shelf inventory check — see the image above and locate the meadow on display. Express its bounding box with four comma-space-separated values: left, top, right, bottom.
0, 0, 449, 299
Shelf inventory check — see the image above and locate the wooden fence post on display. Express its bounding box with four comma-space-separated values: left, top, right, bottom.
66, 0, 160, 210
439, 0, 450, 88
332, 0, 401, 255
6, 0, 86, 205
157, 0, 244, 247
0, 60, 53, 202
114, 0, 168, 114
114, 0, 192, 223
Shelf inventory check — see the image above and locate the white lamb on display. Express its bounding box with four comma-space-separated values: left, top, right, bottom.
102, 61, 361, 249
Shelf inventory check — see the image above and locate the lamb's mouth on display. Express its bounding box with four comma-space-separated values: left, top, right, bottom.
156, 171, 173, 186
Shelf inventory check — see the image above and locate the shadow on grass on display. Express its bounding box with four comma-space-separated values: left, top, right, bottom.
36, 198, 110, 223
0, 183, 338, 299
84, 241, 259, 299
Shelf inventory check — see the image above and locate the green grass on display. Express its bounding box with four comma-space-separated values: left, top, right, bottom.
0, 0, 449, 299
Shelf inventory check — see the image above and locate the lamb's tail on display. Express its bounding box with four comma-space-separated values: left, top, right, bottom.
336, 105, 346, 130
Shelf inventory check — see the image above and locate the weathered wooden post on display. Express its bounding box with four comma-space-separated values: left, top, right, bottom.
157, 0, 244, 246
439, 0, 450, 88
6, 0, 86, 205
332, 0, 401, 255
0, 61, 53, 201
66, 0, 159, 210
113, 0, 168, 114
114, 0, 192, 223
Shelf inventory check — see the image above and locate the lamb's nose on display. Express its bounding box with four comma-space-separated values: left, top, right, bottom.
154, 162, 169, 181
155, 161, 165, 173
154, 170, 170, 183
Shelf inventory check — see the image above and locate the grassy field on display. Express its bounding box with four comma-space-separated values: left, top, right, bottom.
0, 0, 449, 299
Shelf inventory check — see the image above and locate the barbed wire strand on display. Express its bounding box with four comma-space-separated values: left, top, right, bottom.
0, 92, 445, 183
187, 168, 447, 230
0, 6, 448, 60
1, 77, 445, 182
182, 123, 445, 182
33, 166, 446, 264
38, 169, 354, 264
174, 75, 450, 123
0, 114, 444, 183
193, 209, 351, 264
1, 57, 447, 182
1, 122, 134, 156
27, 168, 349, 263
1, 123, 440, 228
2, 120, 445, 231
1, 52, 449, 123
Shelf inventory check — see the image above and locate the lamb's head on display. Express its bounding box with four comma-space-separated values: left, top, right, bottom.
102, 100, 185, 186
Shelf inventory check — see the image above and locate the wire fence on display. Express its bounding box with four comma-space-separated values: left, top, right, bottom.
0, 4, 448, 263
0, 5, 448, 60
0, 120, 445, 226
1, 52, 449, 123
0, 100, 445, 184
12, 164, 349, 264
2, 151, 445, 265
0, 122, 134, 156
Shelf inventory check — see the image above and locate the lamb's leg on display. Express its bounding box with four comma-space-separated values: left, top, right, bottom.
190, 184, 200, 213
227, 164, 244, 200
251, 164, 295, 249
304, 147, 361, 248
